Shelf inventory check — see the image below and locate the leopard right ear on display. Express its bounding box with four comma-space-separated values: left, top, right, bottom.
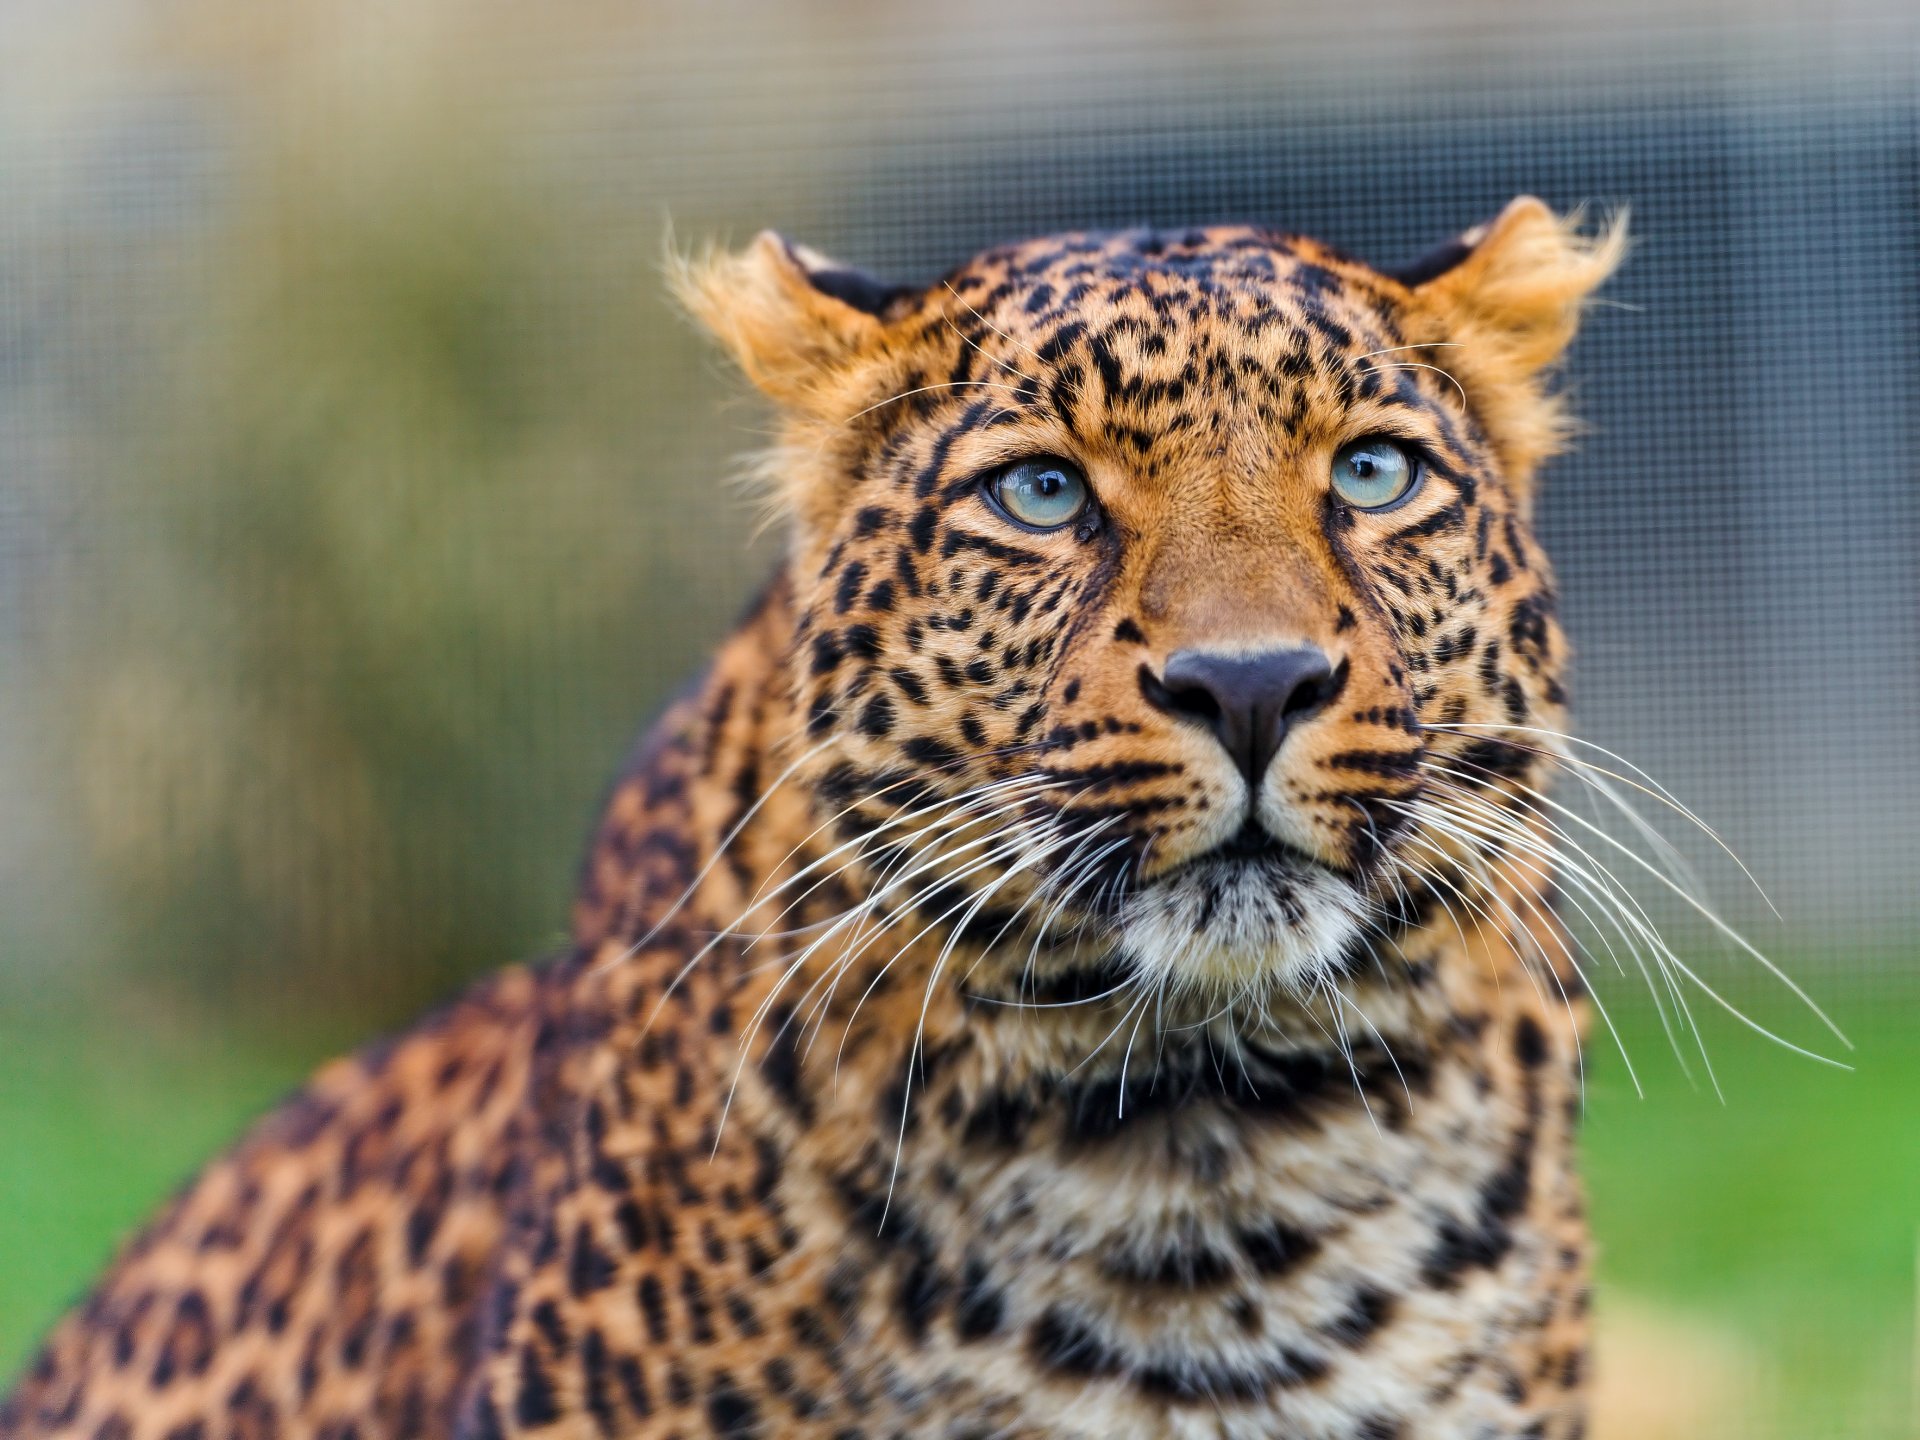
1405, 197, 1626, 377
1396, 197, 1628, 485
670, 232, 905, 409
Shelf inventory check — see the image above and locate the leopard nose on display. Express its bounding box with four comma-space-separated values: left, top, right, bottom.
1154, 646, 1345, 787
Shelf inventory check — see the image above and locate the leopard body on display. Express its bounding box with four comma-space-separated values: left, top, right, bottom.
3, 196, 1623, 1439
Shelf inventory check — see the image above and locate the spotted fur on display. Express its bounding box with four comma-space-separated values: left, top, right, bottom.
4, 196, 1624, 1439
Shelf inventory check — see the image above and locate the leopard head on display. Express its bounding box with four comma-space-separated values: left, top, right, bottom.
675, 198, 1623, 1012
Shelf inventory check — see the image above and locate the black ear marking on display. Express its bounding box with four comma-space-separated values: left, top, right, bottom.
1378, 235, 1476, 289
779, 238, 910, 317
804, 266, 910, 317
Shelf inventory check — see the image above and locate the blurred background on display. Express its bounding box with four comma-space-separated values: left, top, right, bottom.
1, 2, 1916, 1434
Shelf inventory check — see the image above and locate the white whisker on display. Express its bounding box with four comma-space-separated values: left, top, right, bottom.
842, 379, 1026, 425
1355, 359, 1468, 408
1444, 760, 1842, 1050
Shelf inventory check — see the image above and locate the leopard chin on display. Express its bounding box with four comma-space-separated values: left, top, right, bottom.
1109, 848, 1368, 1000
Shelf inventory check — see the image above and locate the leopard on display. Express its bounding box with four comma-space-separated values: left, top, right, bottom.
2, 195, 1626, 1439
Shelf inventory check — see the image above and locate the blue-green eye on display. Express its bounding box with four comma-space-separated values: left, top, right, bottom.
986, 458, 1091, 531
1331, 438, 1420, 510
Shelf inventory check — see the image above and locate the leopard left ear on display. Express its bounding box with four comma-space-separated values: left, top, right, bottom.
672, 231, 902, 410
1400, 197, 1627, 483
671, 231, 904, 409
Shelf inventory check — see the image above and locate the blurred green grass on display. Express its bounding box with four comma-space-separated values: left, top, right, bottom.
1580, 977, 1920, 1438
3, 973, 1913, 1435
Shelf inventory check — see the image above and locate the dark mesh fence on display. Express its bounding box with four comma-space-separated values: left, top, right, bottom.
6, 6, 1916, 1008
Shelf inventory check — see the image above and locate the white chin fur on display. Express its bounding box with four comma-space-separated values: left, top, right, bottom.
1110, 855, 1364, 1001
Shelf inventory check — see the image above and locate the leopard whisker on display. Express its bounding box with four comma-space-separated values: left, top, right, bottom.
1061, 980, 1154, 1084
737, 766, 1057, 923
1416, 766, 1711, 1087
1007, 834, 1133, 1007
737, 774, 1063, 950
881, 820, 1098, 1225
1281, 981, 1376, 1137
1415, 778, 1758, 1099
936, 318, 1040, 394
722, 807, 1068, 1148
940, 279, 1049, 374
1116, 983, 1159, 1120
1398, 810, 1617, 1101
1424, 758, 1844, 1053
1419, 787, 1684, 1099
1393, 799, 1641, 1097
1354, 359, 1469, 408
644, 775, 1060, 1039
743, 783, 1061, 1067
613, 735, 836, 978
1388, 841, 1578, 1079
1367, 821, 1486, 969
1413, 775, 1646, 991
790, 778, 1068, 1042
841, 379, 1027, 426
957, 827, 1128, 1002
1421, 720, 1778, 917
1352, 341, 1468, 361
834, 819, 1090, 1083
1410, 782, 1689, 1051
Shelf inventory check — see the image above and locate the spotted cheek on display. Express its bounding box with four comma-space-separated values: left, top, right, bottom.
1127, 777, 1240, 878
1397, 574, 1568, 743
800, 571, 1075, 780
1260, 652, 1424, 871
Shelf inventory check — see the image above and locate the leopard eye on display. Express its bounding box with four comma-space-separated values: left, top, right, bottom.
985, 458, 1090, 531
1331, 438, 1419, 510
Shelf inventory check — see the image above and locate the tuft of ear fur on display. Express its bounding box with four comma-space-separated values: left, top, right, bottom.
1403, 196, 1628, 486
668, 231, 892, 408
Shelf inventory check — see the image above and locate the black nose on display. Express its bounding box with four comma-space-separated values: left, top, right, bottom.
1153, 646, 1344, 787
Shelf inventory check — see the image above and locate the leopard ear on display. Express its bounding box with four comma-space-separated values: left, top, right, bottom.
1401, 197, 1627, 481
671, 231, 903, 408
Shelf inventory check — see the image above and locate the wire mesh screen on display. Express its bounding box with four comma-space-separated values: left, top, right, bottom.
1, 6, 1918, 1430
11, 4, 1914, 1003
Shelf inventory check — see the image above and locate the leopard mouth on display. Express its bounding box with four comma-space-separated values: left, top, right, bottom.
1216, 816, 1317, 864
1162, 816, 1328, 883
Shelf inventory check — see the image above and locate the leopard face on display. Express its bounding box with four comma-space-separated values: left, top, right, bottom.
678, 198, 1622, 1012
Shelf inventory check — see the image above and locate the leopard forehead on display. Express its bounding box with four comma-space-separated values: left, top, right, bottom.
783, 222, 1487, 603
678, 199, 1620, 503
933, 223, 1399, 340
861, 226, 1431, 480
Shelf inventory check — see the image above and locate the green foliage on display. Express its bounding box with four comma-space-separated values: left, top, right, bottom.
33, 103, 767, 1020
